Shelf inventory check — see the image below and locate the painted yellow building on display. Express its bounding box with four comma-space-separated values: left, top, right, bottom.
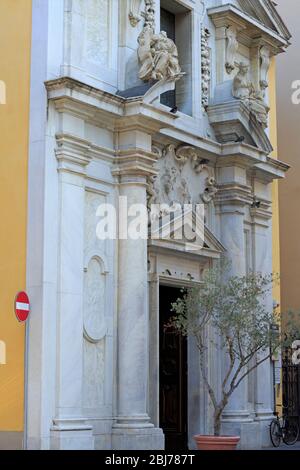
268, 58, 283, 410
0, 0, 32, 449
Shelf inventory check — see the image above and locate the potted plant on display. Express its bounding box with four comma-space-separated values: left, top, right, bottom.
169, 261, 281, 451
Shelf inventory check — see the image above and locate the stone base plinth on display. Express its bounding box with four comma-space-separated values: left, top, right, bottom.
221, 420, 262, 450
50, 419, 95, 450
112, 426, 165, 450
255, 414, 274, 448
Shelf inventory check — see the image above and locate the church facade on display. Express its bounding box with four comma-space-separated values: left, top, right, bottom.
0, 0, 291, 450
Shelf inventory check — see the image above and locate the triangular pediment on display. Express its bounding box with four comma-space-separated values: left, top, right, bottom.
236, 0, 291, 40
148, 208, 226, 258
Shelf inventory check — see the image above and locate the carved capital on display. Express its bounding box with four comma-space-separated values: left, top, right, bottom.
55, 133, 92, 176
215, 183, 252, 208
112, 148, 159, 180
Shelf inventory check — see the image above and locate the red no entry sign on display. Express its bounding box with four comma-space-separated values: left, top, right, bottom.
14, 291, 30, 322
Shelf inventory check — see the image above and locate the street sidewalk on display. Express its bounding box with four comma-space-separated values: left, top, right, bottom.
265, 442, 300, 450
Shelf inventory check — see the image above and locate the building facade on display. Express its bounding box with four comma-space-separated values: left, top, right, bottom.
0, 0, 291, 450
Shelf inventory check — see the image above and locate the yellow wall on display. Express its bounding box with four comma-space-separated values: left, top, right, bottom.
269, 59, 281, 309
269, 58, 282, 408
0, 0, 32, 431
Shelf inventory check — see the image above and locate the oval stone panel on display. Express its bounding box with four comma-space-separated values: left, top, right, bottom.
83, 257, 107, 342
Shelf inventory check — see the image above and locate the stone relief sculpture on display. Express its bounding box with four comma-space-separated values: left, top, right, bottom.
201, 177, 218, 204
232, 62, 270, 127
260, 45, 270, 97
129, 0, 142, 27
137, 0, 182, 82
83, 257, 107, 343
225, 26, 239, 74
138, 29, 182, 81
147, 144, 214, 213
201, 27, 211, 108
233, 62, 252, 99
144, 0, 155, 29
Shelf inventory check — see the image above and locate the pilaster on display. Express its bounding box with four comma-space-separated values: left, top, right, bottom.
215, 165, 258, 449
250, 186, 274, 448
112, 131, 164, 450
50, 134, 94, 450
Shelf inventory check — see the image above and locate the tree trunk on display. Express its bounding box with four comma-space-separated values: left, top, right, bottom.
214, 410, 222, 436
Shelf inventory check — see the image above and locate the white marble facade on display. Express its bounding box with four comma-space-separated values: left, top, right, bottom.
25, 0, 290, 450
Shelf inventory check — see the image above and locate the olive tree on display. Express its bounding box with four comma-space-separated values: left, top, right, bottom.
170, 262, 281, 437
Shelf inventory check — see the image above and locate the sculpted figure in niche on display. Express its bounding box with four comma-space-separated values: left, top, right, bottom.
233, 62, 269, 127
138, 26, 155, 81
138, 29, 182, 81
225, 26, 239, 74
232, 62, 252, 100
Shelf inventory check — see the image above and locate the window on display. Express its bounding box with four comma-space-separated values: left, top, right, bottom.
160, 8, 176, 109
160, 0, 192, 115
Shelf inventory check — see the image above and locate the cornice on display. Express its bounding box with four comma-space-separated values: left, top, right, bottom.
47, 78, 288, 183
207, 100, 274, 154
252, 156, 290, 182
218, 142, 267, 169
46, 77, 178, 135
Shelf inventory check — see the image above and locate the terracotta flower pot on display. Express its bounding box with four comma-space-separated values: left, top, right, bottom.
194, 435, 240, 451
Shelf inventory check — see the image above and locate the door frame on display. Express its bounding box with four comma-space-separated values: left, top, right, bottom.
148, 258, 210, 449
158, 284, 188, 449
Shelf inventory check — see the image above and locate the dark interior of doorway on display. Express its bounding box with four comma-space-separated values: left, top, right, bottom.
159, 285, 188, 450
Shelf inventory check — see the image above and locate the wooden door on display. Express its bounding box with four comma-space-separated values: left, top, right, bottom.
159, 286, 188, 450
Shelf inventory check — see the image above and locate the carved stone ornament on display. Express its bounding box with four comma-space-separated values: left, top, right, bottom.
201, 27, 211, 108
201, 177, 218, 204
137, 0, 182, 82
225, 26, 239, 74
260, 46, 270, 96
232, 62, 270, 127
83, 257, 107, 343
129, 0, 142, 27
147, 144, 212, 214
144, 0, 155, 29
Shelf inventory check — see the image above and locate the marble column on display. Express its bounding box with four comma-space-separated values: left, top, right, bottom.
112, 137, 164, 450
216, 166, 257, 449
218, 201, 251, 422
50, 135, 94, 450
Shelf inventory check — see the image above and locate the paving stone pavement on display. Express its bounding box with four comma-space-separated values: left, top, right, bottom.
265, 441, 300, 450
